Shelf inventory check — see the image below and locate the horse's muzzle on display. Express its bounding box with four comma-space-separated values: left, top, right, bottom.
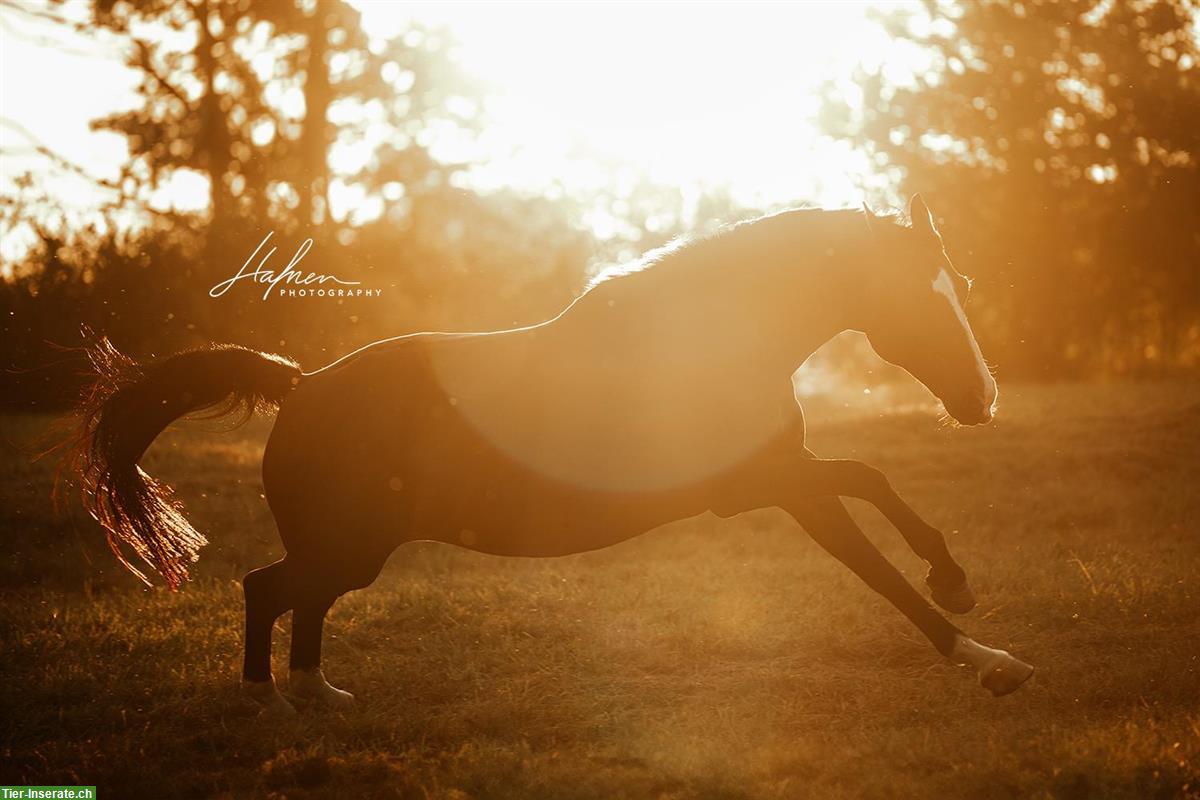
945, 380, 997, 426
950, 404, 994, 426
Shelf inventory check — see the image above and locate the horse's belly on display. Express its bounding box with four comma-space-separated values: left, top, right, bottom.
427, 466, 713, 556
388, 408, 714, 556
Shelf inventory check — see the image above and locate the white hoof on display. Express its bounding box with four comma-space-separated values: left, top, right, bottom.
290, 668, 355, 708
241, 677, 298, 718
951, 635, 1034, 697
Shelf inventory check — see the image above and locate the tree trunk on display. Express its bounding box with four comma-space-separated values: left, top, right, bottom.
197, 0, 230, 228
297, 7, 331, 233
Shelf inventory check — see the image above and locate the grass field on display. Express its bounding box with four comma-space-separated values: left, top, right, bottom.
1, 383, 1198, 799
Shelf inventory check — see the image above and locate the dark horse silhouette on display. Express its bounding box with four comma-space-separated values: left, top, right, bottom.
65, 195, 1033, 716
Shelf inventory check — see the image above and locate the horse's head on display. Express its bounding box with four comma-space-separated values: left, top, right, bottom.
861, 195, 997, 425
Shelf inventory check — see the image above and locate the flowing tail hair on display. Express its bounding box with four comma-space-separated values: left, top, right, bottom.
58, 335, 302, 589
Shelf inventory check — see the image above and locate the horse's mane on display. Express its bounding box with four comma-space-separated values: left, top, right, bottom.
583, 206, 907, 294
584, 235, 698, 290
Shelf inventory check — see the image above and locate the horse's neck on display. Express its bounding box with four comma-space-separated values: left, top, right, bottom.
558, 229, 857, 383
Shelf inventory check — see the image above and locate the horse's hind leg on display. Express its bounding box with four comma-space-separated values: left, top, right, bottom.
241, 557, 302, 716
286, 546, 391, 708
288, 593, 353, 708
789, 497, 1033, 696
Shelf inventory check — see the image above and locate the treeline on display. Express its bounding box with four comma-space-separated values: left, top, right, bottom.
823, 0, 1199, 377
0, 0, 687, 407
0, 190, 598, 407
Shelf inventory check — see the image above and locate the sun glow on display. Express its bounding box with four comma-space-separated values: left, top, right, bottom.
354, 2, 928, 214
0, 1, 930, 245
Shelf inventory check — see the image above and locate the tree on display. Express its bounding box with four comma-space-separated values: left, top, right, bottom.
88, 0, 481, 235
1, 1, 592, 406
824, 0, 1200, 376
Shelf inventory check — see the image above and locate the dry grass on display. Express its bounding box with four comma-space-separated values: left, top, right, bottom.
1, 383, 1198, 798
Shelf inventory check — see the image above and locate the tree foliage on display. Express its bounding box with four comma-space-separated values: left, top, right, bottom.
87, 0, 480, 233
825, 0, 1199, 375
1, 0, 596, 406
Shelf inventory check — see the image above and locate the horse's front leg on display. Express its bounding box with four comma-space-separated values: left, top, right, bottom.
778, 449, 976, 614
787, 496, 960, 655
819, 454, 975, 614
787, 497, 1033, 696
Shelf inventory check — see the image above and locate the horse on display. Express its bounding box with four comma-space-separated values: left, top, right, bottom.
65, 194, 1033, 717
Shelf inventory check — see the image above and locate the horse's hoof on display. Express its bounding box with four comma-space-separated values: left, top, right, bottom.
951, 635, 1034, 697
980, 653, 1035, 697
259, 695, 300, 719
242, 678, 299, 718
290, 668, 356, 709
927, 572, 977, 614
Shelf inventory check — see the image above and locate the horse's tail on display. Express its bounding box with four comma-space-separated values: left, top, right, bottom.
59, 335, 301, 589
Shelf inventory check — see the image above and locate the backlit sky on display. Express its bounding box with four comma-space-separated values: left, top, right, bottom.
0, 1, 927, 256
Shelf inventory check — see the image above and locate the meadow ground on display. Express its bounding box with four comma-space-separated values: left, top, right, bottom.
1, 382, 1197, 799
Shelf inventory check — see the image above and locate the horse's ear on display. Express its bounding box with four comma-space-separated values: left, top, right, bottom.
909, 194, 940, 240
